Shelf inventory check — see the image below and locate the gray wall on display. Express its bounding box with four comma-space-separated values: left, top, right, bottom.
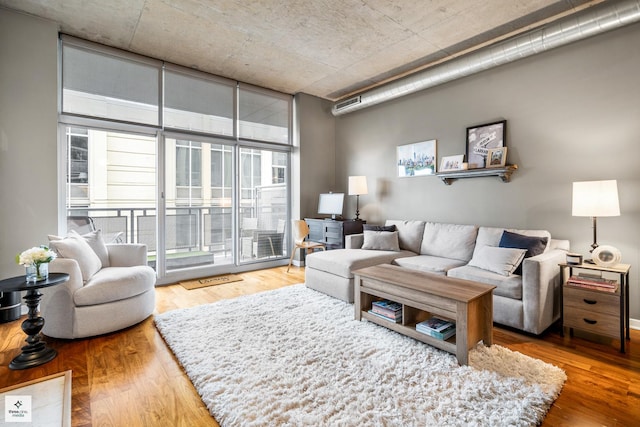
0, 9, 59, 279
296, 93, 336, 218
334, 22, 640, 321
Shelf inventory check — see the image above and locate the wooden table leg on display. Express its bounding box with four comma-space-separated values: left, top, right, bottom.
354, 274, 362, 321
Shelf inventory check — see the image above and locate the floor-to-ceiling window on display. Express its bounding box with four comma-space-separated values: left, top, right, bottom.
59, 35, 292, 282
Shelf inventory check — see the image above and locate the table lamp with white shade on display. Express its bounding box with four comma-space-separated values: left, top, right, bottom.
348, 176, 368, 220
572, 179, 620, 260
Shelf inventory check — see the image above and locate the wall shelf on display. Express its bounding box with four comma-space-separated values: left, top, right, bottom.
435, 165, 518, 185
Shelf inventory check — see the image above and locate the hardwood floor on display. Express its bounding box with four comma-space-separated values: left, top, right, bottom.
1, 266, 638, 426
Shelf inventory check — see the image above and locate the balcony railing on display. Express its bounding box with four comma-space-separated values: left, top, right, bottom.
67, 205, 287, 269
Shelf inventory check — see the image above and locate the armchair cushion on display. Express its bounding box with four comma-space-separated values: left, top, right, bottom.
49, 235, 102, 281
74, 266, 156, 306
69, 229, 110, 267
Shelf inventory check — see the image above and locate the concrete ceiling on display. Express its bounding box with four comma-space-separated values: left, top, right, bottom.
0, 0, 601, 101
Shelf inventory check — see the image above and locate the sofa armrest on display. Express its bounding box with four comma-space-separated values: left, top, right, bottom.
107, 243, 149, 267
345, 233, 364, 249
521, 248, 568, 334
41, 258, 85, 338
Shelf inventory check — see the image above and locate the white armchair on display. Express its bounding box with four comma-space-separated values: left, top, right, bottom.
42, 232, 156, 339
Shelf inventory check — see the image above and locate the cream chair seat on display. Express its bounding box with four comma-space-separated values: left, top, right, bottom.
42, 230, 156, 339
287, 219, 326, 272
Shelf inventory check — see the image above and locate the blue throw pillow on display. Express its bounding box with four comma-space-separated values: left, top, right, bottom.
498, 230, 548, 275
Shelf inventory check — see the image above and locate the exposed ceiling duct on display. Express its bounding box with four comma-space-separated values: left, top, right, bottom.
332, 0, 640, 116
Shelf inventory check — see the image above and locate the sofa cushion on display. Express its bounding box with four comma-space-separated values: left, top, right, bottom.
468, 246, 527, 276
420, 222, 478, 262
361, 230, 400, 251
447, 265, 523, 299
384, 220, 425, 254
74, 265, 156, 306
49, 235, 102, 282
306, 249, 415, 279
393, 255, 467, 275
499, 230, 548, 275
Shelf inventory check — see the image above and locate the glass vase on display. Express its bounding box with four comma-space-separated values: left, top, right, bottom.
25, 265, 37, 283
36, 262, 49, 281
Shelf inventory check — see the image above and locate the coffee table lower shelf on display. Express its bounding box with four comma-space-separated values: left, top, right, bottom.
354, 264, 495, 365
360, 310, 457, 354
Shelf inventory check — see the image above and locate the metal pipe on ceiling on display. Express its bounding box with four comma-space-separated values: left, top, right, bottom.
332, 0, 640, 116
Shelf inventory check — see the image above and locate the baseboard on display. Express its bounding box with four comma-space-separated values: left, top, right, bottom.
630, 318, 640, 331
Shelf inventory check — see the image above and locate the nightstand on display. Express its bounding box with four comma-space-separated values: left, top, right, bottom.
559, 262, 631, 352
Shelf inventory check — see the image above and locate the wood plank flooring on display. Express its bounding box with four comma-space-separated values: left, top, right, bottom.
1, 266, 639, 426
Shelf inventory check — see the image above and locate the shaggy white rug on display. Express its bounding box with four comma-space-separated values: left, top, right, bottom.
155, 284, 566, 427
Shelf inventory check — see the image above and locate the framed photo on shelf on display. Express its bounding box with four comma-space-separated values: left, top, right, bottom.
397, 139, 437, 177
466, 120, 506, 169
486, 147, 507, 168
439, 154, 465, 172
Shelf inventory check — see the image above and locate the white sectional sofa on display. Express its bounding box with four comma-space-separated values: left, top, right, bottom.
305, 220, 570, 335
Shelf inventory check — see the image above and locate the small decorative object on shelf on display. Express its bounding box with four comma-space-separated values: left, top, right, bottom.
592, 245, 622, 267
566, 253, 583, 265
16, 245, 56, 282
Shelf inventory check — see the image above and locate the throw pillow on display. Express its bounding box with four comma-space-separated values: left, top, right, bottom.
468, 246, 527, 276
69, 229, 110, 268
384, 220, 426, 253
363, 224, 397, 232
361, 230, 400, 251
49, 235, 102, 281
499, 230, 548, 275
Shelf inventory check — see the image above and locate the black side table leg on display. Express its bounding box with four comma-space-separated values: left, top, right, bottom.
9, 289, 56, 370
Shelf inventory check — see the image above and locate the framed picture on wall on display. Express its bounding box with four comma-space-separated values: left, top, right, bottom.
397, 139, 437, 177
439, 154, 465, 172
466, 120, 506, 169
486, 147, 508, 168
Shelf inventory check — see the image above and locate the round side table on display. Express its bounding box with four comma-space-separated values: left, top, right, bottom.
0, 272, 70, 370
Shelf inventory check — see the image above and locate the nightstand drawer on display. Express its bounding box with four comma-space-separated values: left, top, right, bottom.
563, 286, 619, 316
563, 307, 619, 338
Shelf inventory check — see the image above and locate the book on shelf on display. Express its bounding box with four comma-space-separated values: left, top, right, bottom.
367, 309, 401, 323
417, 316, 454, 332
566, 281, 618, 293
416, 323, 456, 341
371, 300, 402, 316
568, 275, 617, 288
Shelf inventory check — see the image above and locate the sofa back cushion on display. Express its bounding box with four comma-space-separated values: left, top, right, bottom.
420, 222, 478, 262
384, 220, 425, 254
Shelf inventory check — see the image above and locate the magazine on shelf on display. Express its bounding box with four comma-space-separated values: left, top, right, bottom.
568, 275, 617, 288
417, 317, 454, 332
566, 281, 618, 293
371, 300, 402, 316
416, 323, 456, 340
367, 309, 401, 323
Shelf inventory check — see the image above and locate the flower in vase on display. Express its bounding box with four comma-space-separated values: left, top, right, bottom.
16, 245, 57, 267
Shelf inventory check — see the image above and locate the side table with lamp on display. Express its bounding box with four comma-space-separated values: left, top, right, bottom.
561, 179, 629, 351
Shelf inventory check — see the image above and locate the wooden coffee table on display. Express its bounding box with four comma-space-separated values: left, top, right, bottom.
354, 264, 495, 365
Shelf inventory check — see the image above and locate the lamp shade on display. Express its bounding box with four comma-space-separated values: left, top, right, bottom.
572, 180, 620, 217
348, 176, 368, 195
